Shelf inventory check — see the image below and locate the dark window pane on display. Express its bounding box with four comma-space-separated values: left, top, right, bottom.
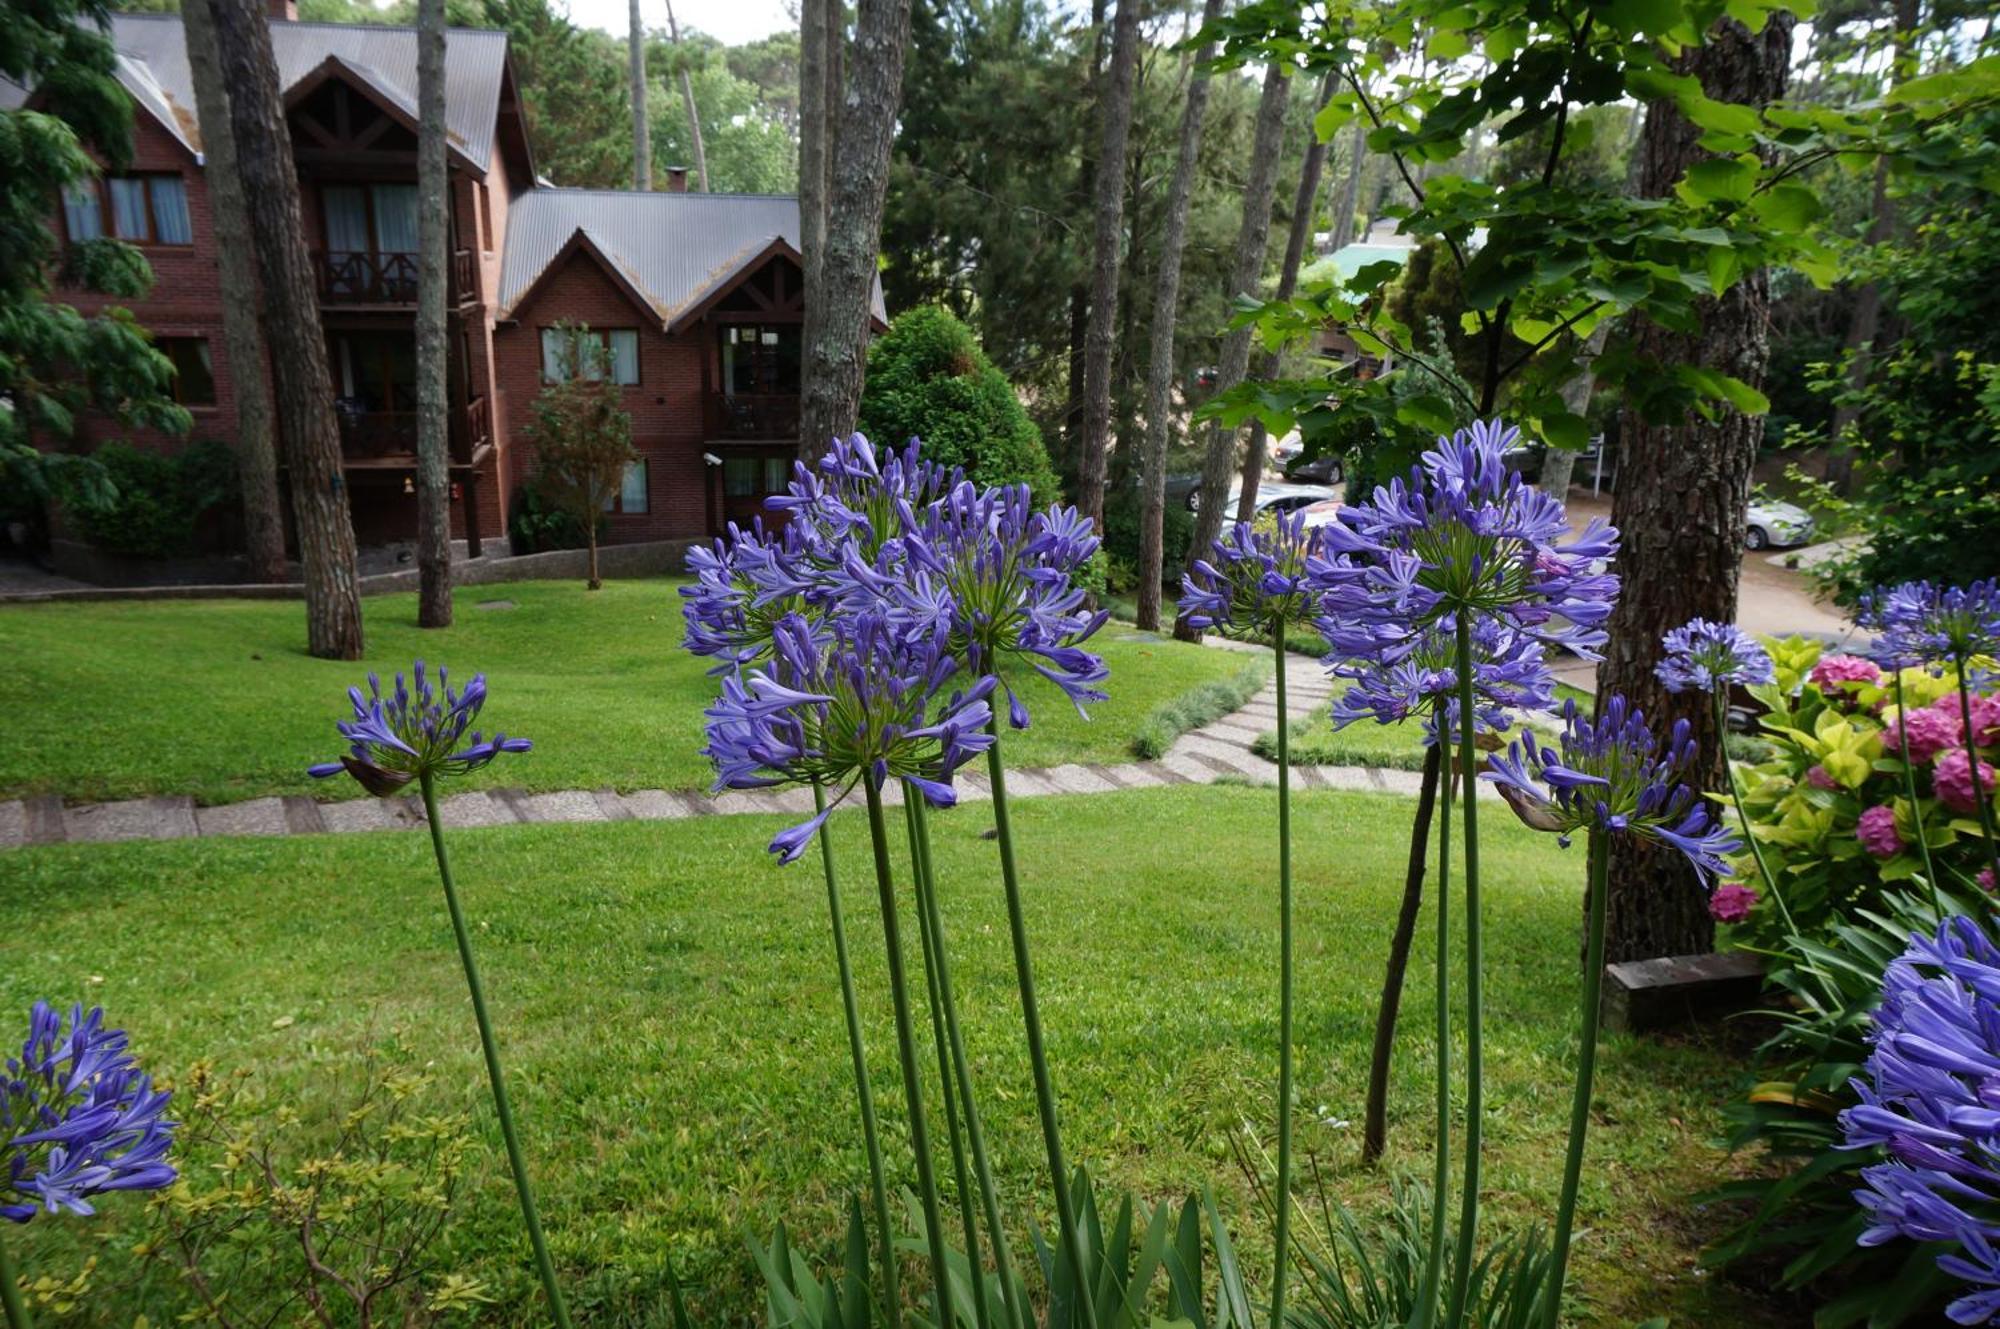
163, 338, 215, 406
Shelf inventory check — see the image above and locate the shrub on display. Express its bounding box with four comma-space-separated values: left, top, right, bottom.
859, 306, 1061, 499
1129, 663, 1267, 759
507, 482, 601, 554
1100, 496, 1194, 587
67, 439, 237, 559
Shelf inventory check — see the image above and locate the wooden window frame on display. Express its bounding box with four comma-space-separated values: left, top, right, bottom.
158, 337, 216, 407
63, 173, 193, 247
539, 326, 640, 387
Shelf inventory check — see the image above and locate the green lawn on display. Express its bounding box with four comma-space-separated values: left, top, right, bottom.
0, 581, 1253, 805
0, 786, 1783, 1326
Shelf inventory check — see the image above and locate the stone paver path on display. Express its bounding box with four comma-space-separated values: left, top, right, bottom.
0, 643, 1462, 851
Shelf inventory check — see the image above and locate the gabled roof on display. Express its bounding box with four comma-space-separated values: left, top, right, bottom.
283, 52, 479, 168
45, 13, 512, 173
499, 189, 890, 330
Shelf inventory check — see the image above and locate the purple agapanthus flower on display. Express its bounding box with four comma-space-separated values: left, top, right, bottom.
1656, 617, 1776, 694
3, 1003, 176, 1223
680, 516, 816, 669
1482, 695, 1742, 879
307, 662, 530, 795
702, 610, 997, 863
1326, 613, 1555, 742
769, 433, 964, 571
1840, 915, 2000, 1324
902, 480, 1109, 728
1311, 420, 1620, 666
1182, 511, 1323, 639
1861, 580, 2000, 670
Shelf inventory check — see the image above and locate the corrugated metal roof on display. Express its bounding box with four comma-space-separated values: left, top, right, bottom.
95, 14, 508, 170
499, 189, 889, 328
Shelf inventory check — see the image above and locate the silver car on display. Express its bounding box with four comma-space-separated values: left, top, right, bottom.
1745, 498, 1815, 550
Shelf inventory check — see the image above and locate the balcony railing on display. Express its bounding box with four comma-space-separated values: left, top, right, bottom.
463, 394, 489, 456
710, 391, 801, 440
317, 250, 419, 304
453, 248, 476, 304
335, 396, 489, 465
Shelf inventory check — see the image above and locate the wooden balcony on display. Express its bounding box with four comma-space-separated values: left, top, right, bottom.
335, 394, 487, 466
315, 249, 479, 307
453, 248, 476, 305
708, 391, 800, 440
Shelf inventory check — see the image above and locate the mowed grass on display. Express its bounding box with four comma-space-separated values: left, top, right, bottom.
0, 581, 1253, 805
0, 786, 1785, 1326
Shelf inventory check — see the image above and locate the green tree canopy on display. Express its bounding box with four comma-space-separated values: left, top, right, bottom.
859, 305, 1062, 498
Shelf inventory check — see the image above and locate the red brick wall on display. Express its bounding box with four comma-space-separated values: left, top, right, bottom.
496, 254, 717, 543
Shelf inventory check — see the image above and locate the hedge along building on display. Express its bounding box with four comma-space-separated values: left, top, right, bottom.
10, 1, 885, 560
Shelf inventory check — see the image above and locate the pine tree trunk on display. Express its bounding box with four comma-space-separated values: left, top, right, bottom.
1135, 0, 1223, 631
1076, 0, 1140, 533
630, 0, 650, 190
665, 0, 709, 191
1598, 12, 1794, 962
181, 0, 286, 583
210, 0, 363, 660
1537, 322, 1610, 502
1174, 63, 1290, 642
797, 0, 830, 456
798, 0, 910, 454
415, 0, 453, 628
1236, 72, 1334, 523
1329, 117, 1364, 253
587, 527, 601, 590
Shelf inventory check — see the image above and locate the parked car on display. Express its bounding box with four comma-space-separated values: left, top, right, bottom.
1188, 481, 1339, 517
1297, 498, 1344, 530
1500, 438, 1544, 483
1284, 451, 1346, 485
1270, 431, 1305, 467
1745, 497, 1815, 550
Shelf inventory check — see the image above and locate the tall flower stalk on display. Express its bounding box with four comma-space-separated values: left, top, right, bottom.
308, 665, 569, 1329
1184, 509, 1323, 1329
1484, 697, 1741, 1328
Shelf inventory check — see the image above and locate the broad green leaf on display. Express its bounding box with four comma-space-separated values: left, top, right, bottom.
1752, 183, 1822, 233
1680, 157, 1756, 204
1540, 410, 1590, 451
1395, 393, 1457, 433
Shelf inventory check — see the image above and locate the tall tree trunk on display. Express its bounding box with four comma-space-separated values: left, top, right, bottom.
1173, 63, 1290, 642
630, 0, 651, 190
665, 0, 709, 191
1361, 743, 1441, 1165
1329, 116, 1364, 253
415, 0, 452, 628
1537, 321, 1611, 502
796, 0, 833, 454
1135, 0, 1222, 631
210, 0, 363, 660
1598, 12, 1794, 962
1076, 0, 1141, 533
1061, 0, 1111, 485
1236, 72, 1335, 523
181, 0, 285, 583
797, 0, 910, 452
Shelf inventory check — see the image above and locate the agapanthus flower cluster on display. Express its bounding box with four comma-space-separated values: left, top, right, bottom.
3, 1003, 176, 1223
1656, 617, 1775, 695
1182, 511, 1322, 638
1482, 695, 1743, 880
1841, 916, 2000, 1324
1708, 882, 1758, 923
685, 434, 1108, 862
1861, 579, 2000, 669
1311, 420, 1620, 667
308, 663, 531, 795
1326, 613, 1554, 742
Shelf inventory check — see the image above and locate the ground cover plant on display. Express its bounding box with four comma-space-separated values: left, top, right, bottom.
0, 583, 1246, 806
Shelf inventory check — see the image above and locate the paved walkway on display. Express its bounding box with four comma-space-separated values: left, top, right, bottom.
0, 650, 1439, 852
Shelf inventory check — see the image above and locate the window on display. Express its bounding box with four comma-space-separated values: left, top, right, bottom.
603, 459, 648, 514
62, 184, 103, 241
722, 456, 790, 498
64, 175, 189, 245
477, 183, 494, 253
159, 338, 215, 406
322, 183, 419, 254
540, 327, 639, 386
720, 323, 802, 396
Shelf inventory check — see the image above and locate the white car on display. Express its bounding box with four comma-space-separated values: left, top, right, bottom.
1745, 498, 1815, 550
1189, 481, 1339, 517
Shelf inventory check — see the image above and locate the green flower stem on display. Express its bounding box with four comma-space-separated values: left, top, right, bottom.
1411, 710, 1453, 1329
983, 724, 1099, 1329
1954, 661, 2000, 882
0, 1226, 32, 1329
1271, 622, 1297, 1329
1711, 693, 1799, 933
1442, 616, 1484, 1329
417, 772, 572, 1329
910, 794, 1026, 1329
816, 779, 899, 1318
1540, 830, 1611, 1329
1888, 675, 1945, 914
905, 795, 991, 1329
863, 779, 955, 1324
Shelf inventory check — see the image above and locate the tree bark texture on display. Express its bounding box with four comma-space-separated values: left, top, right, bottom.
181, 0, 286, 583
1174, 62, 1290, 641
1134, 0, 1223, 631
797, 0, 830, 446
1330, 118, 1364, 254
210, 0, 363, 660
415, 0, 453, 628
630, 0, 650, 190
1361, 742, 1441, 1166
1537, 322, 1611, 503
1598, 13, 1794, 962
1076, 0, 1141, 534
797, 0, 910, 455
1236, 71, 1335, 524
665, 0, 709, 191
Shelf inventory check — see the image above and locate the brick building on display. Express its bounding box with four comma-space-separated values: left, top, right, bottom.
12, 0, 882, 558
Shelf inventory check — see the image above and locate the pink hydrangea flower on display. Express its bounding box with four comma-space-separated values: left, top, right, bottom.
1965, 694, 2000, 749
1811, 654, 1884, 691
1934, 748, 1999, 815
1806, 765, 1839, 790
1980, 866, 1996, 894
1709, 882, 1758, 923
1882, 702, 1962, 766
1857, 803, 1906, 859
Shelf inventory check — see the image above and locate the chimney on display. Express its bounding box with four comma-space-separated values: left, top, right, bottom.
268, 0, 298, 19
662, 166, 690, 193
